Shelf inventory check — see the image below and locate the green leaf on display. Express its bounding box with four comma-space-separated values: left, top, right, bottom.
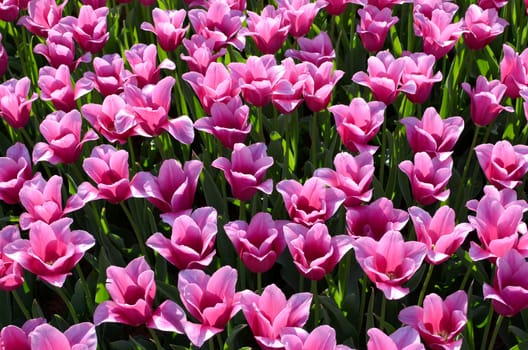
95, 283, 110, 304
224, 324, 247, 350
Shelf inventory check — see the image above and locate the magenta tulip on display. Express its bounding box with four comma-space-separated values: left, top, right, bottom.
463, 4, 508, 50
17, 0, 66, 37
125, 43, 176, 87
302, 61, 344, 112
83, 53, 131, 96
243, 6, 289, 54
0, 225, 24, 291
285, 32, 336, 66
68, 5, 109, 53
500, 44, 528, 98
367, 327, 424, 350
0, 318, 46, 350
357, 5, 399, 52
401, 52, 443, 104
281, 325, 353, 350
0, 77, 38, 128
0, 142, 32, 205
140, 8, 188, 52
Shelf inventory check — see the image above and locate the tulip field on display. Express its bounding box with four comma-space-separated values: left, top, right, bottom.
1, 0, 528, 348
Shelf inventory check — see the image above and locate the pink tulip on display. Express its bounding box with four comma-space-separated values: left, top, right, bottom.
352, 50, 416, 104
0, 225, 24, 291
68, 5, 109, 53
212, 142, 273, 201
71, 144, 132, 205
408, 206, 472, 265
478, 0, 509, 10
399, 291, 467, 350
141, 8, 188, 52
33, 25, 91, 69
475, 140, 528, 189
82, 0, 106, 8
271, 58, 307, 114
357, 5, 399, 52
367, 327, 424, 350
400, 52, 443, 104
29, 322, 97, 350
330, 97, 386, 154
400, 106, 464, 160
229, 55, 284, 107
352, 230, 427, 299
125, 43, 176, 87
302, 61, 344, 112
276, 177, 345, 227
4, 218, 95, 287
467, 184, 528, 261
414, 8, 465, 60
83, 53, 131, 96
131, 158, 203, 216
413, 0, 458, 19
285, 32, 335, 66
17, 0, 66, 37
463, 5, 508, 50
240, 284, 312, 350
180, 35, 226, 75
146, 207, 217, 269
314, 151, 375, 207
461, 76, 513, 126
0, 77, 38, 128
19, 174, 78, 230
399, 153, 453, 206
38, 64, 93, 111
194, 96, 251, 149
284, 222, 354, 280
483, 250, 528, 316
277, 0, 326, 38
500, 44, 528, 98
224, 212, 287, 273
0, 142, 32, 205
243, 6, 289, 54
94, 256, 156, 326
281, 325, 353, 350
324, 0, 353, 15
0, 34, 6, 77
183, 62, 240, 114
356, 0, 412, 9
0, 0, 20, 21
346, 197, 408, 240
32, 110, 98, 165
0, 318, 46, 350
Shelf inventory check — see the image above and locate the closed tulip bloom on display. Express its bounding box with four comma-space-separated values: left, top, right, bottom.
324, 0, 353, 15
69, 5, 109, 53
240, 284, 312, 350
400, 107, 464, 160
131, 159, 203, 216
475, 140, 528, 189
4, 218, 95, 287
212, 142, 273, 201
478, 0, 509, 10
0, 0, 20, 22
399, 291, 467, 350
17, 0, 66, 37
352, 230, 427, 299
0, 318, 46, 350
125, 43, 176, 87
146, 207, 217, 269
0, 142, 32, 205
29, 322, 97, 350
224, 212, 287, 273
408, 206, 472, 265
83, 53, 131, 96
0, 225, 24, 291
281, 325, 353, 350
461, 76, 513, 126
34, 26, 90, 69
463, 5, 508, 50
399, 153, 453, 206
401, 52, 443, 103
483, 250, 528, 316
141, 8, 188, 52
357, 5, 399, 52
285, 32, 336, 66
367, 327, 424, 350
284, 222, 354, 280
500, 44, 528, 98
94, 256, 156, 326
330, 97, 386, 154
32, 110, 98, 165
194, 97, 251, 149
180, 35, 226, 75
346, 197, 409, 240
276, 177, 345, 227
243, 6, 290, 55
302, 61, 344, 112
0, 77, 38, 128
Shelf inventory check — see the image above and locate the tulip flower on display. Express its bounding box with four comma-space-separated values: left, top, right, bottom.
32, 110, 98, 165
276, 177, 346, 227
302, 61, 344, 112
401, 52, 443, 104
475, 140, 528, 189
0, 318, 46, 350
346, 197, 408, 240
357, 5, 399, 52
400, 107, 464, 160
140, 8, 188, 52
0, 34, 6, 77
94, 256, 156, 326
500, 44, 528, 98
399, 152, 453, 206
408, 206, 472, 264
68, 5, 109, 53
33, 25, 91, 69
271, 58, 307, 114
83, 53, 131, 96
146, 207, 217, 269
131, 159, 203, 216
285, 32, 336, 66
277, 0, 326, 38
224, 212, 288, 273
180, 35, 226, 75
461, 76, 513, 126
284, 222, 354, 280
478, 0, 509, 10
29, 322, 97, 350
324, 0, 353, 15
463, 5, 508, 50
330, 97, 386, 154
0, 77, 38, 128
240, 284, 312, 350
4, 218, 95, 287
17, 0, 66, 37
0, 0, 20, 21
212, 142, 273, 201
243, 6, 290, 55
483, 250, 528, 316
125, 43, 176, 87
413, 0, 458, 19
0, 225, 24, 291
281, 325, 353, 350
367, 327, 425, 350
0, 142, 33, 205
352, 230, 427, 299
356, 0, 412, 9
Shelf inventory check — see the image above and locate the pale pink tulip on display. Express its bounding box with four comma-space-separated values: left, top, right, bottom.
281, 325, 353, 350
141, 8, 188, 52
0, 142, 32, 205
0, 318, 46, 350
367, 327, 424, 350
29, 322, 97, 350
0, 77, 38, 128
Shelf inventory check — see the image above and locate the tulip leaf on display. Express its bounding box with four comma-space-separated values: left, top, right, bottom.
319, 296, 358, 344
0, 291, 12, 325
95, 282, 110, 304
224, 324, 247, 350
155, 280, 180, 303
31, 299, 45, 319
509, 326, 528, 341
110, 340, 136, 350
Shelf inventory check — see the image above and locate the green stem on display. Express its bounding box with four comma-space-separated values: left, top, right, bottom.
12, 289, 31, 319
380, 295, 387, 332
311, 279, 320, 327
54, 286, 80, 323
75, 264, 95, 314
310, 113, 319, 168
418, 264, 434, 306
148, 328, 163, 350
459, 261, 473, 291
453, 126, 480, 212
487, 315, 504, 350
257, 272, 262, 292
120, 202, 148, 258
480, 305, 495, 350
